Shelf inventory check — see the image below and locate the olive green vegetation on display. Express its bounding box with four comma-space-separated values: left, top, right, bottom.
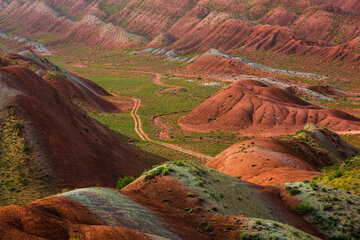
0, 106, 57, 206
116, 176, 135, 190
315, 155, 360, 194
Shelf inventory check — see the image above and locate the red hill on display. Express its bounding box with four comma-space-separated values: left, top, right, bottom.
179, 80, 360, 135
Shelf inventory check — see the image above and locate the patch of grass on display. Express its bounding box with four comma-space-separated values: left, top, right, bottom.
0, 108, 57, 205
316, 155, 360, 194
144, 166, 172, 181
44, 70, 67, 80
116, 176, 135, 190
292, 202, 311, 216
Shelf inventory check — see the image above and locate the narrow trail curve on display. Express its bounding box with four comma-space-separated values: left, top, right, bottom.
131, 98, 146, 141
122, 70, 212, 161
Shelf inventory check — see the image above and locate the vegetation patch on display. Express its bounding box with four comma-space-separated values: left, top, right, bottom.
0, 107, 57, 205
315, 155, 360, 194
116, 176, 135, 190
285, 182, 360, 239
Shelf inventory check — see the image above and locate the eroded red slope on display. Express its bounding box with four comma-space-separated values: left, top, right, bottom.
179, 80, 360, 135
207, 126, 359, 185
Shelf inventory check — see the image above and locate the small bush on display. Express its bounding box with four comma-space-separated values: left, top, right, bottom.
197, 179, 204, 187
144, 166, 172, 181
116, 176, 135, 190
310, 181, 319, 190
14, 123, 24, 135
162, 168, 169, 175
328, 170, 344, 181
240, 232, 250, 239
45, 70, 67, 80
292, 202, 311, 216
184, 208, 193, 213
289, 188, 301, 196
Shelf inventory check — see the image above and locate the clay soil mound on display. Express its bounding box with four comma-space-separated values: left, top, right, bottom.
0, 65, 161, 190
260, 7, 298, 26
207, 125, 359, 185
186, 53, 252, 75
179, 80, 360, 135
0, 196, 153, 240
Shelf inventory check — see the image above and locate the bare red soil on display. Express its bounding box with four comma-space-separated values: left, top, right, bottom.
63, 15, 148, 48
0, 64, 162, 188
260, 7, 299, 26
180, 79, 360, 136
0, 196, 152, 240
319, 0, 360, 14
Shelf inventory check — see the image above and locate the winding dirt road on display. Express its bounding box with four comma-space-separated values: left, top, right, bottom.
126, 71, 212, 161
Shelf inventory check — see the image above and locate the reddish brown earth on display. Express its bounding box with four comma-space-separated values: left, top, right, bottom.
0, 196, 153, 240
0, 63, 163, 189
63, 15, 148, 48
1, 0, 359, 65
319, 0, 360, 14
260, 7, 299, 26
6, 52, 126, 113
207, 127, 359, 185
308, 85, 357, 97
186, 53, 255, 75
179, 80, 360, 136
147, 32, 177, 48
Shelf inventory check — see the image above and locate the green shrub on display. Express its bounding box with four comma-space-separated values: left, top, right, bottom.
45, 70, 67, 80
162, 168, 170, 175
289, 188, 301, 196
292, 202, 311, 215
240, 232, 251, 239
116, 176, 135, 190
144, 166, 172, 181
328, 170, 344, 181
310, 181, 319, 190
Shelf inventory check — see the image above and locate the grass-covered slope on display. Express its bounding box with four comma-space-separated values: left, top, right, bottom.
283, 182, 360, 239
315, 154, 360, 194
0, 106, 57, 205
123, 160, 322, 239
